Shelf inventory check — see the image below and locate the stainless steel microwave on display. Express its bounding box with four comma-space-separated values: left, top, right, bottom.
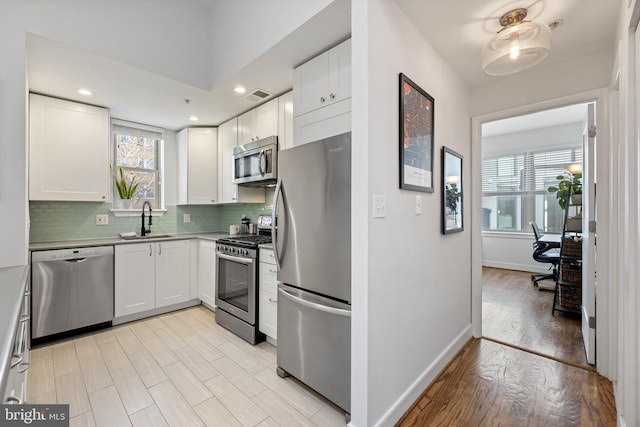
232, 136, 278, 186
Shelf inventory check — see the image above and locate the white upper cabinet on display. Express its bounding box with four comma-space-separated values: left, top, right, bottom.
238, 98, 279, 145
177, 127, 218, 205
218, 118, 265, 204
29, 93, 110, 202
293, 39, 351, 117
278, 91, 294, 150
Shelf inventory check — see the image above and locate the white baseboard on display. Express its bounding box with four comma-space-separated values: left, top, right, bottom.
373, 325, 473, 426
482, 260, 547, 274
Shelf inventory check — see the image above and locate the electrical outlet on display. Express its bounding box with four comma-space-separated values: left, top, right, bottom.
96, 214, 109, 225
415, 195, 422, 215
373, 195, 386, 218
183, 213, 191, 223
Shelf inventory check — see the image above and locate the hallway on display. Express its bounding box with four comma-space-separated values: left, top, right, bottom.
397, 338, 615, 426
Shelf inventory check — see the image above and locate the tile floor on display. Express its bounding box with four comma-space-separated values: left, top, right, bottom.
27, 306, 346, 427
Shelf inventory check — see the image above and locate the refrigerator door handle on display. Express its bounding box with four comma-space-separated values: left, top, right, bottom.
272, 178, 282, 270
279, 287, 351, 317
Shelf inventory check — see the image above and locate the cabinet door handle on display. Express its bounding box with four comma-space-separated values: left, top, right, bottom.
5, 396, 23, 405
102, 195, 106, 199
149, 245, 153, 256
158, 244, 162, 255
269, 268, 277, 274
268, 297, 277, 303
330, 93, 335, 100
320, 96, 326, 103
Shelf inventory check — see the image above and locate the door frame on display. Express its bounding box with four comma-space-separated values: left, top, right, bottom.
470, 88, 612, 377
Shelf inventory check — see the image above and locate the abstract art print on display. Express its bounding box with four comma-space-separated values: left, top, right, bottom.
399, 73, 434, 193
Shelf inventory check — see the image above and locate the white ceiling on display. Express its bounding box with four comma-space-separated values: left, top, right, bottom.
26, 0, 350, 131
482, 103, 588, 137
26, 0, 619, 133
395, 0, 620, 89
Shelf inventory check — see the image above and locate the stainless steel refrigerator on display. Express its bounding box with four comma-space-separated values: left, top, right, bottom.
272, 132, 351, 414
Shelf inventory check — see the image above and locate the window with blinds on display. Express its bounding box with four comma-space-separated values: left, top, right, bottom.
112, 120, 164, 209
482, 146, 582, 233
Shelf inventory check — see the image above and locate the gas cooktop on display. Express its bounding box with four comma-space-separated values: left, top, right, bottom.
217, 234, 273, 248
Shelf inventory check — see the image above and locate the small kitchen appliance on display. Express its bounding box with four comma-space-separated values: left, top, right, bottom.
232, 136, 278, 186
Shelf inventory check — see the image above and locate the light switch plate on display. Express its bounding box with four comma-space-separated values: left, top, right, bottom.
183, 213, 191, 223
96, 214, 109, 225
415, 195, 422, 215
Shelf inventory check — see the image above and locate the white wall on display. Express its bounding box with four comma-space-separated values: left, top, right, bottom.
611, 1, 640, 424
352, 1, 472, 425
470, 50, 614, 117
482, 233, 549, 273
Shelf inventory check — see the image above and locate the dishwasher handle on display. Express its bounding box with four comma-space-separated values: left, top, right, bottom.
64, 258, 88, 263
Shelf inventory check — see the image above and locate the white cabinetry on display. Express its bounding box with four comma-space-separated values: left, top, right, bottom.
278, 91, 294, 151
238, 98, 279, 145
259, 247, 278, 342
293, 39, 351, 116
293, 39, 351, 146
198, 240, 217, 309
115, 240, 191, 319
155, 240, 191, 308
29, 93, 110, 201
177, 127, 218, 205
115, 243, 156, 317
217, 118, 265, 204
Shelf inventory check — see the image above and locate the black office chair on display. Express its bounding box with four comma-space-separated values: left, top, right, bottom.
529, 222, 560, 287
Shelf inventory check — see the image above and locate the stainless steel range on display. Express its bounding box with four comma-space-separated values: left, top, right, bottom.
215, 216, 272, 344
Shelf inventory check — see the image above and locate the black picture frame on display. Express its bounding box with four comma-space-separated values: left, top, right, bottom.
442, 146, 463, 234
399, 73, 434, 193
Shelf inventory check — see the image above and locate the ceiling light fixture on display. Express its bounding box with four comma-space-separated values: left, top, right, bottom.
189, 116, 199, 122
78, 88, 92, 96
481, 8, 552, 76
234, 86, 246, 95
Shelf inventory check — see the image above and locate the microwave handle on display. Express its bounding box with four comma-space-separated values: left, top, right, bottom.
259, 150, 266, 176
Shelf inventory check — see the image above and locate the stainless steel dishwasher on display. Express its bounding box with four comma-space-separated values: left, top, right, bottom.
31, 246, 114, 341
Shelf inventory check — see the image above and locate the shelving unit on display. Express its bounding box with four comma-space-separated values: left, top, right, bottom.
552, 184, 583, 315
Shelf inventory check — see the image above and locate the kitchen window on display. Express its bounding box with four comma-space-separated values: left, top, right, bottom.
112, 119, 164, 210
482, 146, 582, 234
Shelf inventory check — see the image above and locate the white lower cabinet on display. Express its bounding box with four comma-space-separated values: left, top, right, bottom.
259, 248, 278, 341
198, 240, 217, 309
115, 240, 191, 318
155, 240, 191, 308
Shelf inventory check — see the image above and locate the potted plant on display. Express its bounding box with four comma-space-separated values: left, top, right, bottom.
548, 172, 582, 210
110, 164, 138, 209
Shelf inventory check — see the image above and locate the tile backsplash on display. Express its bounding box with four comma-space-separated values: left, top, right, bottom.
30, 189, 275, 243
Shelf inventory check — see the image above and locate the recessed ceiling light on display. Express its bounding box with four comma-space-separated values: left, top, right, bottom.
234, 86, 246, 95
78, 89, 92, 96
189, 116, 199, 121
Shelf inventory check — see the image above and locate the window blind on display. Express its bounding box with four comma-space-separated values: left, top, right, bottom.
482, 145, 582, 195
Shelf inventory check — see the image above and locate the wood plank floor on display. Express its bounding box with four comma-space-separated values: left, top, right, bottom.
27, 306, 346, 427
397, 338, 616, 427
482, 267, 588, 368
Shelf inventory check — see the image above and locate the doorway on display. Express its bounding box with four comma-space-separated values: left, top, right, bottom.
476, 101, 598, 369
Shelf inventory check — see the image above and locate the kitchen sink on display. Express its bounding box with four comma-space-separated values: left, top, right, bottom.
121, 234, 172, 240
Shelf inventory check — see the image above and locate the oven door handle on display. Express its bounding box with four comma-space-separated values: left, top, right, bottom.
217, 252, 253, 265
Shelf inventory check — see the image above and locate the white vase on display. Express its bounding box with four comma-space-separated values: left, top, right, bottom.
120, 199, 133, 210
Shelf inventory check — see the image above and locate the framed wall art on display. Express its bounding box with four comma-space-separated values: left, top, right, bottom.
399, 73, 434, 193
442, 146, 463, 234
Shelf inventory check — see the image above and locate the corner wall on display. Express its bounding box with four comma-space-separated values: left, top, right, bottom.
352, 1, 472, 425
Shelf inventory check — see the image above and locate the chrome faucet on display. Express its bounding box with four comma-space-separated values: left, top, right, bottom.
141, 201, 153, 236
